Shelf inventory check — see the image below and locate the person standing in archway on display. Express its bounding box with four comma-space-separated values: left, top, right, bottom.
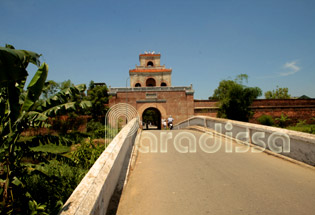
167, 115, 174, 129
162, 118, 167, 129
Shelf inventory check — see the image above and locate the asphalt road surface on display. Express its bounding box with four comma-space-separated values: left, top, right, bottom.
117, 130, 315, 215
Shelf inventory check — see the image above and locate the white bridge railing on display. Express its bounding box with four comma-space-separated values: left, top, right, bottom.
175, 116, 315, 166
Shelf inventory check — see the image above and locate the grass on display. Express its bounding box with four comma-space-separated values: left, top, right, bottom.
31, 143, 71, 154
286, 124, 315, 134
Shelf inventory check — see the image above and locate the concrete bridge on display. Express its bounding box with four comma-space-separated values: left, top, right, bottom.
60, 116, 315, 215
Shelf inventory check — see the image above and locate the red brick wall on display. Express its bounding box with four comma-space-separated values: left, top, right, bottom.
193, 99, 315, 125
252, 99, 315, 107
193, 100, 218, 117
194, 100, 217, 108
250, 99, 315, 124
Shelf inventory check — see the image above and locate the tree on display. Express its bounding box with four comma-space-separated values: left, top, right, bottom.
59, 79, 74, 91
265, 86, 291, 99
212, 74, 262, 122
86, 83, 109, 121
88, 80, 95, 90
42, 80, 59, 99
0, 45, 91, 213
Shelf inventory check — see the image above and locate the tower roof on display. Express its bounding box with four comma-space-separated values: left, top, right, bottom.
139, 53, 161, 57
129, 68, 172, 73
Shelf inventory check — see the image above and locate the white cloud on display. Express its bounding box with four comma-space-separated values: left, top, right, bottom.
280, 61, 300, 76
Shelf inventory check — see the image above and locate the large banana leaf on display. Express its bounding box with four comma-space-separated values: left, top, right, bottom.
27, 111, 49, 127
79, 100, 92, 109
74, 84, 86, 92
41, 100, 91, 117
0, 45, 41, 84
22, 63, 48, 112
37, 84, 86, 112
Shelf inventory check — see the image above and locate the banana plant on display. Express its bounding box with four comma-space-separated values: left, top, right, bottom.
0, 45, 91, 213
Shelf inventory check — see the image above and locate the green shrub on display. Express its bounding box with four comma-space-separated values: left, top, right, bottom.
87, 120, 104, 138
87, 120, 118, 139
25, 161, 87, 214
275, 113, 291, 128
257, 115, 275, 126
71, 139, 105, 169
296, 120, 307, 127
87, 119, 104, 131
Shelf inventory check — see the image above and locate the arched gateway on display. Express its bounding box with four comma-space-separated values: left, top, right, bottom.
109, 52, 195, 126
142, 107, 161, 129
137, 103, 167, 130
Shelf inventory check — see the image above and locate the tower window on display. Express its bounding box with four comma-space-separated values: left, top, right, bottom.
135, 83, 141, 87
146, 78, 156, 87
161, 82, 167, 86
147, 61, 154, 67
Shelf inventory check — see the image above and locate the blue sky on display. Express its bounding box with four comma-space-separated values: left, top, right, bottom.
1, 0, 315, 99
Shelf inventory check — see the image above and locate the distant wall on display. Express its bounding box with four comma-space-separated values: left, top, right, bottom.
193, 99, 315, 124
250, 99, 315, 124
194, 100, 218, 117
175, 116, 315, 166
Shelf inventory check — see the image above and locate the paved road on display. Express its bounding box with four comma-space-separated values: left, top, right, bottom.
117, 130, 315, 215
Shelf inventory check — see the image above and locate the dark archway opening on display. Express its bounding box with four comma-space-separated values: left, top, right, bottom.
135, 83, 141, 87
161, 82, 167, 86
147, 61, 154, 67
142, 107, 161, 130
146, 78, 156, 87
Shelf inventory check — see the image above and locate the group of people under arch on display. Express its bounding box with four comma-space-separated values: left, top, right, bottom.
142, 107, 173, 130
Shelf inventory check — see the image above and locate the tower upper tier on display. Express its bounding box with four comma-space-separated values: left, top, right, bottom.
129, 52, 172, 87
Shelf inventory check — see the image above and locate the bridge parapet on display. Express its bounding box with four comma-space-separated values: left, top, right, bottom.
59, 118, 139, 215
175, 116, 315, 166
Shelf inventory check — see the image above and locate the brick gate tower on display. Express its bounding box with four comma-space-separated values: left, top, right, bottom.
109, 52, 195, 129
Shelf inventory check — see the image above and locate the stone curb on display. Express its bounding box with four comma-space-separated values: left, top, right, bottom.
123, 128, 142, 187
